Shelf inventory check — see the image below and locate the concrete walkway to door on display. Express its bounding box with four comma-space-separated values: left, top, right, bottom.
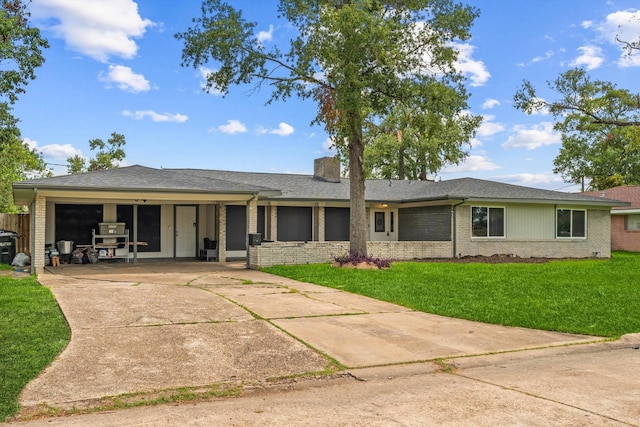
13, 261, 640, 425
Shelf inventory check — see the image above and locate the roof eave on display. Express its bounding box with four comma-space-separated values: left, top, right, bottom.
463, 196, 630, 207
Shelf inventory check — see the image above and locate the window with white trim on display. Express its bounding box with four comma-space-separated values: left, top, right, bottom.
471, 207, 505, 237
625, 214, 640, 231
556, 209, 586, 238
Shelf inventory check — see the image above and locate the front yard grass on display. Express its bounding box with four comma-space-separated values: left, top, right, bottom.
0, 273, 70, 421
263, 251, 640, 339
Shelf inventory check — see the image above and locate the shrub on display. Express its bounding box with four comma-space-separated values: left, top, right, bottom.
333, 251, 392, 269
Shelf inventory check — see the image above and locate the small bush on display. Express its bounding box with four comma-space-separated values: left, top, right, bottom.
333, 251, 392, 269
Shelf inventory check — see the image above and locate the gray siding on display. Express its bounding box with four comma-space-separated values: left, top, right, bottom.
398, 206, 451, 241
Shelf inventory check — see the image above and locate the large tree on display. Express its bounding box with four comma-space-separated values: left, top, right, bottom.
0, 0, 50, 212
66, 132, 127, 174
176, 0, 479, 254
360, 79, 480, 180
514, 68, 640, 191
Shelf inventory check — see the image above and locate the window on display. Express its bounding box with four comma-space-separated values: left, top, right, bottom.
556, 209, 586, 238
117, 205, 161, 252
277, 206, 312, 241
325, 207, 350, 241
626, 214, 640, 231
55, 204, 103, 245
471, 207, 504, 237
374, 212, 385, 232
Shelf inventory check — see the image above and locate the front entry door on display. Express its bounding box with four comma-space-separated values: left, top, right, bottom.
175, 206, 197, 258
370, 208, 398, 241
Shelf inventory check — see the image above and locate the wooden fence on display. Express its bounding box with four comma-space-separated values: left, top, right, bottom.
0, 213, 30, 255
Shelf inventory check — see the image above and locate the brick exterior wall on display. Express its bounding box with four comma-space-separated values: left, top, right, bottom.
611, 215, 640, 251
247, 241, 453, 268
218, 204, 227, 262
33, 195, 47, 275
455, 205, 611, 258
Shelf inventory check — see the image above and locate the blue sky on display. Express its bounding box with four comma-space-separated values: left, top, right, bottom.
14, 0, 640, 191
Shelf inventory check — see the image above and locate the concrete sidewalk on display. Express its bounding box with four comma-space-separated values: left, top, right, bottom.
10, 262, 640, 425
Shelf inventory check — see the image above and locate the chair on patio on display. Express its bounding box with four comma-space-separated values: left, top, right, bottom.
199, 238, 218, 261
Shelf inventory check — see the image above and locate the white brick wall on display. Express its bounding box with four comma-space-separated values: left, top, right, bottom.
33, 195, 47, 275
247, 241, 453, 268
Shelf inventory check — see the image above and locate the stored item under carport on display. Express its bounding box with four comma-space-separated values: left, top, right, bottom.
0, 230, 19, 264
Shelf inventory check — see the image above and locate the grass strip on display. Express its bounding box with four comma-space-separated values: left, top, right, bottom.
0, 274, 70, 421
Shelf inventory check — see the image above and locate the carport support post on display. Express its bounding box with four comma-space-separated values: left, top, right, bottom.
246, 196, 258, 268
32, 194, 46, 275
218, 204, 226, 262
132, 204, 138, 263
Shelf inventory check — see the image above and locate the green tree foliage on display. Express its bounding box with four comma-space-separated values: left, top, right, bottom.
176, 0, 479, 254
0, 0, 50, 212
0, 0, 48, 104
514, 68, 640, 191
0, 105, 48, 212
66, 132, 127, 174
361, 80, 481, 180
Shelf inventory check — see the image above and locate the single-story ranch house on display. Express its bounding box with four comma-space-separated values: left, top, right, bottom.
12, 157, 627, 274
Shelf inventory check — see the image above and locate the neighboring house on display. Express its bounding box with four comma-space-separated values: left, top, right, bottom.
583, 186, 640, 252
13, 157, 627, 274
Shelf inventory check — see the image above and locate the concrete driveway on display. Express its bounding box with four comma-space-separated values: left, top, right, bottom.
12, 261, 640, 425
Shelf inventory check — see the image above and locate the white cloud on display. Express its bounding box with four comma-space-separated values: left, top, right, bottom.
198, 67, 224, 96
442, 154, 500, 173
32, 0, 154, 62
257, 25, 274, 46
256, 122, 295, 136
517, 50, 555, 67
453, 43, 491, 87
99, 65, 151, 93
322, 137, 336, 154
218, 120, 247, 134
40, 143, 83, 160
497, 173, 563, 187
270, 122, 295, 136
581, 20, 594, 29
570, 45, 605, 70
531, 50, 554, 63
502, 122, 561, 150
481, 98, 500, 109
25, 137, 83, 160
618, 53, 640, 67
122, 110, 188, 123
596, 9, 640, 44
594, 9, 640, 67
477, 115, 505, 138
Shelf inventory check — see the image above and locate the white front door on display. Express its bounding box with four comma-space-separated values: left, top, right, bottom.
370, 208, 398, 241
175, 206, 197, 257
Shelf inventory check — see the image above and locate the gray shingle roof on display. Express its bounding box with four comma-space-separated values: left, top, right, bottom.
171, 169, 627, 206
14, 165, 627, 207
13, 165, 276, 194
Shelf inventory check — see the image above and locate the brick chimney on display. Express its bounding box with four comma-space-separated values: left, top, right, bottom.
314, 157, 340, 183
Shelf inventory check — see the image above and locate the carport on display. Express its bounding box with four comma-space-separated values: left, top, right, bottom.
12, 166, 280, 274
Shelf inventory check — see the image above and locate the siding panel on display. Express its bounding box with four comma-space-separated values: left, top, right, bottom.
398, 206, 451, 241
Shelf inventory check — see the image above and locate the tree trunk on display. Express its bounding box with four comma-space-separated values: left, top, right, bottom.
349, 114, 367, 255
397, 130, 405, 180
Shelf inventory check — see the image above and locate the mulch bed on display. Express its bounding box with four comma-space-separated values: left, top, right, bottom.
413, 254, 556, 264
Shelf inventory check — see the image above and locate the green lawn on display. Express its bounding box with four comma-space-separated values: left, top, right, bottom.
263, 251, 640, 339
0, 273, 70, 421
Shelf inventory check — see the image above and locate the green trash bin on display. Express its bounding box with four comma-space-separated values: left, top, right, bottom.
0, 230, 19, 264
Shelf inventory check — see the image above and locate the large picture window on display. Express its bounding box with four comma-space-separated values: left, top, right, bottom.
556, 209, 586, 238
471, 207, 505, 237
